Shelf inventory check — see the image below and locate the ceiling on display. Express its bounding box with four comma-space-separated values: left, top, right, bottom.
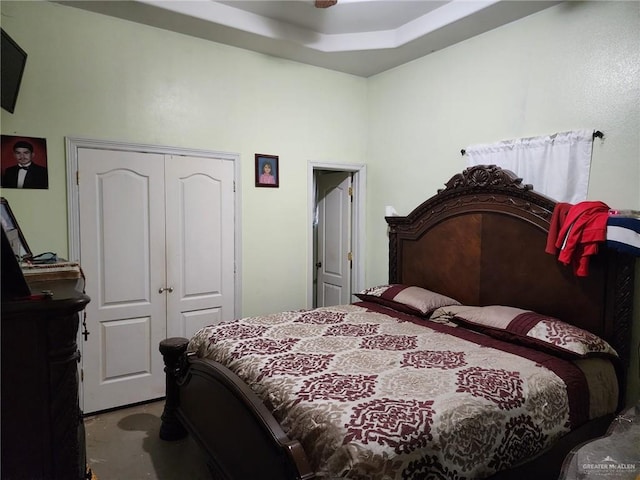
58, 0, 559, 77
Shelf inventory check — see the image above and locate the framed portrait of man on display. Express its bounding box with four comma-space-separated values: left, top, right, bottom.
1, 134, 48, 189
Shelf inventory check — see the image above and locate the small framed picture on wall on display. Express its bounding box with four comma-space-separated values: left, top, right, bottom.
0, 134, 49, 189
255, 154, 279, 188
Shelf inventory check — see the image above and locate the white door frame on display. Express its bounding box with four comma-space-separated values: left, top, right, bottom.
65, 136, 243, 318
308, 162, 366, 308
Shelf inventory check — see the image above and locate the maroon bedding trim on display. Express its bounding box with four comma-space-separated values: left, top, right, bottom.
354, 301, 590, 427
506, 312, 542, 335
383, 284, 407, 298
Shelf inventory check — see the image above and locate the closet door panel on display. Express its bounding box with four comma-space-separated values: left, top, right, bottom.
165, 156, 235, 338
181, 308, 223, 340
78, 148, 167, 414
100, 170, 152, 304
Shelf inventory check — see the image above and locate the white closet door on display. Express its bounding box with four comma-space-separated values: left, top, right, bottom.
164, 155, 236, 339
78, 148, 167, 413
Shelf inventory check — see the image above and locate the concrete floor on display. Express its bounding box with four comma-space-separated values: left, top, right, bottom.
84, 400, 212, 480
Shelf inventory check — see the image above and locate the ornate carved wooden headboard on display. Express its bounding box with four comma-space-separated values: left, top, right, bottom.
386, 165, 635, 383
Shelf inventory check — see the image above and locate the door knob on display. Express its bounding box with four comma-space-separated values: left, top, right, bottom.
158, 287, 174, 294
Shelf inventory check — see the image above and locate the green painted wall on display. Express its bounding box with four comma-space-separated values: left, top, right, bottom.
366, 1, 640, 405
0, 1, 367, 316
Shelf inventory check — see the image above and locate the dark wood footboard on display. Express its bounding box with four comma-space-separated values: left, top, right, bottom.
159, 337, 315, 480
158, 337, 189, 441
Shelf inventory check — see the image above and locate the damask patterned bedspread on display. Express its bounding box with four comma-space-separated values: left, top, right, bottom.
188, 303, 618, 480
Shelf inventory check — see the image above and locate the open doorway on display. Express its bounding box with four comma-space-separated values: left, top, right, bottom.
308, 163, 366, 308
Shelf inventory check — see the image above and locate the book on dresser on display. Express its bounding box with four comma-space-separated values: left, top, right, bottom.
20, 259, 83, 281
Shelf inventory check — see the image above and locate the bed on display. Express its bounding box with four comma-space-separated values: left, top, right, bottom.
159, 165, 636, 480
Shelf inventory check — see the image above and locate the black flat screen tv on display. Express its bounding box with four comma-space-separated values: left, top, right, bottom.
1, 29, 28, 114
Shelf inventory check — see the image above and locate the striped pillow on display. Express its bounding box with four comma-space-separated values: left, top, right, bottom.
355, 284, 460, 316
431, 305, 618, 359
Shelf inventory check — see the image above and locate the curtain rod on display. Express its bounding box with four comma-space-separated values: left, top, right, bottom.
460, 130, 604, 156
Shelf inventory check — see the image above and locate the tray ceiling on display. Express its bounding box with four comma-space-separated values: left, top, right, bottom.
58, 1, 559, 77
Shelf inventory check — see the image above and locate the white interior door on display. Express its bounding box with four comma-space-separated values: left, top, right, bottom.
78, 148, 167, 413
165, 155, 235, 339
78, 148, 237, 414
316, 172, 352, 307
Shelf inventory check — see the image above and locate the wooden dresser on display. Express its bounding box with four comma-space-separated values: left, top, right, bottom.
1, 278, 90, 480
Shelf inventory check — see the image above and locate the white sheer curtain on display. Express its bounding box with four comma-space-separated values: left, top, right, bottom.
465, 129, 595, 203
